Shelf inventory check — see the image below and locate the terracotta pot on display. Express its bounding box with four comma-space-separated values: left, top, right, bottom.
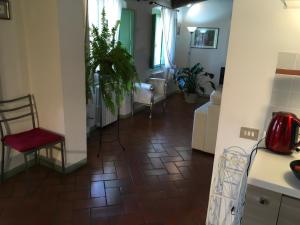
184, 92, 198, 103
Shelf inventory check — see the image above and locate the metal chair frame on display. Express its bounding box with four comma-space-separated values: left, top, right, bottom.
0, 95, 65, 182
131, 78, 167, 119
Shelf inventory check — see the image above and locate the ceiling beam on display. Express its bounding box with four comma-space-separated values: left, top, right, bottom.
171, 0, 207, 9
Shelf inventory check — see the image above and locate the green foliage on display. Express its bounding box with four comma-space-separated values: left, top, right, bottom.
86, 9, 139, 114
174, 63, 216, 94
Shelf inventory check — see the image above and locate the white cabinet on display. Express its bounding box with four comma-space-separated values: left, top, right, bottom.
243, 185, 300, 225
242, 185, 281, 225
277, 196, 300, 225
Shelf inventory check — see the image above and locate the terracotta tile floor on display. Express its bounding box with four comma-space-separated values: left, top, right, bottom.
0, 94, 214, 225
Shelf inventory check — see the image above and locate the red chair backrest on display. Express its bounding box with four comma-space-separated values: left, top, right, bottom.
0, 95, 36, 139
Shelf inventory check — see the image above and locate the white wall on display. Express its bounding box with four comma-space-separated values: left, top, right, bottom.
175, 0, 233, 92
58, 0, 87, 164
208, 0, 300, 223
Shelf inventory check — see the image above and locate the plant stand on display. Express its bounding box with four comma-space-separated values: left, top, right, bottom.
184, 92, 199, 103
97, 106, 125, 158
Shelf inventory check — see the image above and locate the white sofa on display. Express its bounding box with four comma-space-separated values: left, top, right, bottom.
192, 88, 222, 154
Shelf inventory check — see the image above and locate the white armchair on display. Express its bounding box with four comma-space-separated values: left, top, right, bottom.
132, 78, 167, 119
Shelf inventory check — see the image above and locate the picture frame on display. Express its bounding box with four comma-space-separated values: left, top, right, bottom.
0, 0, 10, 20
191, 27, 219, 49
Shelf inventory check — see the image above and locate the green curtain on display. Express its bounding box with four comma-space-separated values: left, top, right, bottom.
119, 8, 135, 56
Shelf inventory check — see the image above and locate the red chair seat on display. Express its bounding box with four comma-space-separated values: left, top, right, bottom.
1, 128, 64, 153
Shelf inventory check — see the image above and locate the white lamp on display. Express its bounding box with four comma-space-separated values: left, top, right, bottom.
187, 26, 197, 67
281, 0, 300, 8
187, 26, 197, 33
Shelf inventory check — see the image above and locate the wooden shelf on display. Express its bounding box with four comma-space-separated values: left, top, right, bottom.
276, 68, 300, 76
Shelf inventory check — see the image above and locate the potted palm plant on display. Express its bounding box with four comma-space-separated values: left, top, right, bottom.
174, 63, 216, 103
86, 9, 139, 114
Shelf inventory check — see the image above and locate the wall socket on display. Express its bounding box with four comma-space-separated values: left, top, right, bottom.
240, 127, 259, 141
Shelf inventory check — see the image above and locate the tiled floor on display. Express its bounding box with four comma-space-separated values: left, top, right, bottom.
0, 94, 214, 225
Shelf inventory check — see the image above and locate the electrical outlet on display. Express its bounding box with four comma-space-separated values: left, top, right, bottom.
240, 127, 259, 140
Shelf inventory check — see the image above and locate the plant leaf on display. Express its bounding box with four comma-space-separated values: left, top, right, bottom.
209, 81, 216, 90
86, 8, 139, 113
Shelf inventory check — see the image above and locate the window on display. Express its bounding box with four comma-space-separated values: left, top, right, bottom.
150, 8, 165, 68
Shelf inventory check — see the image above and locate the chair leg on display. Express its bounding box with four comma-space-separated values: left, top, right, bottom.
163, 100, 167, 113
1, 145, 5, 183
131, 88, 134, 117
46, 148, 49, 158
61, 142, 65, 173
24, 153, 29, 170
131, 101, 134, 117
34, 150, 38, 165
23, 153, 31, 195
149, 103, 153, 119
37, 150, 41, 165
51, 147, 55, 172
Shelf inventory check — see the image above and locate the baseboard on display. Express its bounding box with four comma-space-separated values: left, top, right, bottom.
87, 125, 98, 137
192, 148, 215, 156
119, 113, 132, 119
1, 159, 36, 180
200, 94, 211, 99
38, 156, 87, 174
167, 89, 180, 97
0, 156, 87, 181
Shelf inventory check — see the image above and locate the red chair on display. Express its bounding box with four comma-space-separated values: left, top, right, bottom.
0, 95, 65, 182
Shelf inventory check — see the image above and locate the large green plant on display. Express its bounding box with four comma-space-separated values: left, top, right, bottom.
174, 63, 215, 94
86, 9, 139, 114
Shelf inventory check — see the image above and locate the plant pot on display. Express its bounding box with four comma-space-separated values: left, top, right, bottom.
184, 92, 199, 103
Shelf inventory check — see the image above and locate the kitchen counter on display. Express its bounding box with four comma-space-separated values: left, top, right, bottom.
248, 149, 300, 199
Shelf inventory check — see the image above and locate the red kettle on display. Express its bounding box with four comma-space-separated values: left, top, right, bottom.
266, 112, 300, 154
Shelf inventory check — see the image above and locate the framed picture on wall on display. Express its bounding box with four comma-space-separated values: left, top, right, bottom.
0, 0, 10, 20
191, 27, 219, 49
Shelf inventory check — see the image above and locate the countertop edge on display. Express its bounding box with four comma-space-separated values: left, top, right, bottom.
248, 177, 300, 199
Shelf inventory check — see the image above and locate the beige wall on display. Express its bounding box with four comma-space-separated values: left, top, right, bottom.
215, 0, 300, 156
0, 0, 33, 170
21, 0, 66, 134
208, 0, 300, 223
126, 0, 171, 81
0, 0, 29, 99
126, 0, 152, 81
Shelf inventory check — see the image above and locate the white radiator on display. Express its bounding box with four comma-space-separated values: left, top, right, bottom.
95, 85, 117, 127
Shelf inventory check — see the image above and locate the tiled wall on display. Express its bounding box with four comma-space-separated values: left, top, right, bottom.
277, 52, 300, 70
266, 52, 300, 130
